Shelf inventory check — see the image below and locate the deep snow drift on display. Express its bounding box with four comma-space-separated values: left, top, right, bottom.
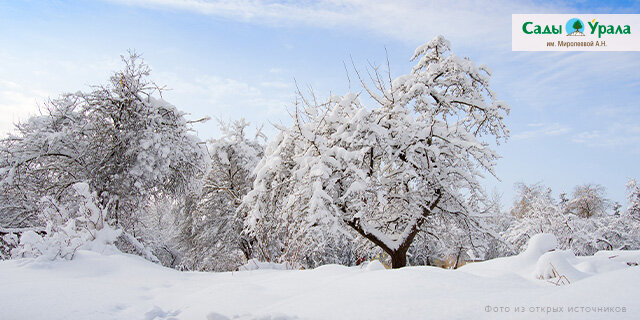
1, 234, 639, 320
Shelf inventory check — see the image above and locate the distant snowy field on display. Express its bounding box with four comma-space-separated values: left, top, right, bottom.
1, 234, 639, 320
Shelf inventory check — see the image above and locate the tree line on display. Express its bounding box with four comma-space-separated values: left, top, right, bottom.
1, 39, 639, 270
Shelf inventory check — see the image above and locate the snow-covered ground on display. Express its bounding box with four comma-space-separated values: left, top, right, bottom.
1, 234, 639, 320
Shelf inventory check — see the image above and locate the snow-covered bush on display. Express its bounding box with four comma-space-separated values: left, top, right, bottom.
1, 231, 19, 259
242, 35, 509, 268
11, 183, 121, 260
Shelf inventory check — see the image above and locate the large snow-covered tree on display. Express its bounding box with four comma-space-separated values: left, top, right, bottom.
0, 53, 208, 258
242, 35, 509, 268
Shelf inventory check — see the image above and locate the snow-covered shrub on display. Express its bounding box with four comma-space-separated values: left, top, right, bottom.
506, 183, 585, 253
11, 183, 121, 260
1, 231, 18, 259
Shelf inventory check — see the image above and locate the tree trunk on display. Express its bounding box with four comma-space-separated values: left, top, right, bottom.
453, 246, 463, 269
389, 248, 408, 269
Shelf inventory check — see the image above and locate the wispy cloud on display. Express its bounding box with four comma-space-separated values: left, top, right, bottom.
572, 123, 640, 150
583, 104, 640, 119
154, 71, 294, 137
259, 81, 291, 89
107, 0, 564, 47
569, 101, 640, 151
502, 51, 640, 113
512, 122, 571, 140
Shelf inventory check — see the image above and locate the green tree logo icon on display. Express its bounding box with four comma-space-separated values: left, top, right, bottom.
566, 18, 585, 36
572, 20, 583, 33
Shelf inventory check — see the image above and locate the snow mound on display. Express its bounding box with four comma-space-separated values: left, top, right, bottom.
462, 233, 640, 286
521, 233, 558, 258
364, 259, 387, 271
534, 249, 638, 284
534, 250, 587, 283
461, 233, 558, 278
593, 250, 640, 265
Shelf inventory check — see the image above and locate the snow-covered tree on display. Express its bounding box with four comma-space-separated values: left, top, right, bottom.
614, 179, 640, 250
589, 179, 640, 251
408, 192, 509, 266
136, 197, 183, 267
627, 179, 640, 218
242, 35, 509, 268
509, 182, 556, 219
0, 99, 91, 228
480, 213, 516, 260
504, 183, 564, 252
177, 119, 265, 271
0, 53, 208, 259
77, 53, 208, 232
564, 184, 610, 218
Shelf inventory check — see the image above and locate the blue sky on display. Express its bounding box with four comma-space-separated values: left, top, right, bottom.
1, 0, 639, 209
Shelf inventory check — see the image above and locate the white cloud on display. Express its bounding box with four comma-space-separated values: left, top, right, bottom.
572, 122, 640, 151
569, 103, 640, 151
107, 0, 564, 47
501, 51, 640, 114
512, 122, 571, 140
157, 72, 291, 111
259, 81, 291, 89
584, 104, 640, 118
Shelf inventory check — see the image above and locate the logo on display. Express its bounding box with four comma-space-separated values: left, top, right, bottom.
566, 18, 585, 36
521, 18, 631, 37
513, 14, 640, 51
